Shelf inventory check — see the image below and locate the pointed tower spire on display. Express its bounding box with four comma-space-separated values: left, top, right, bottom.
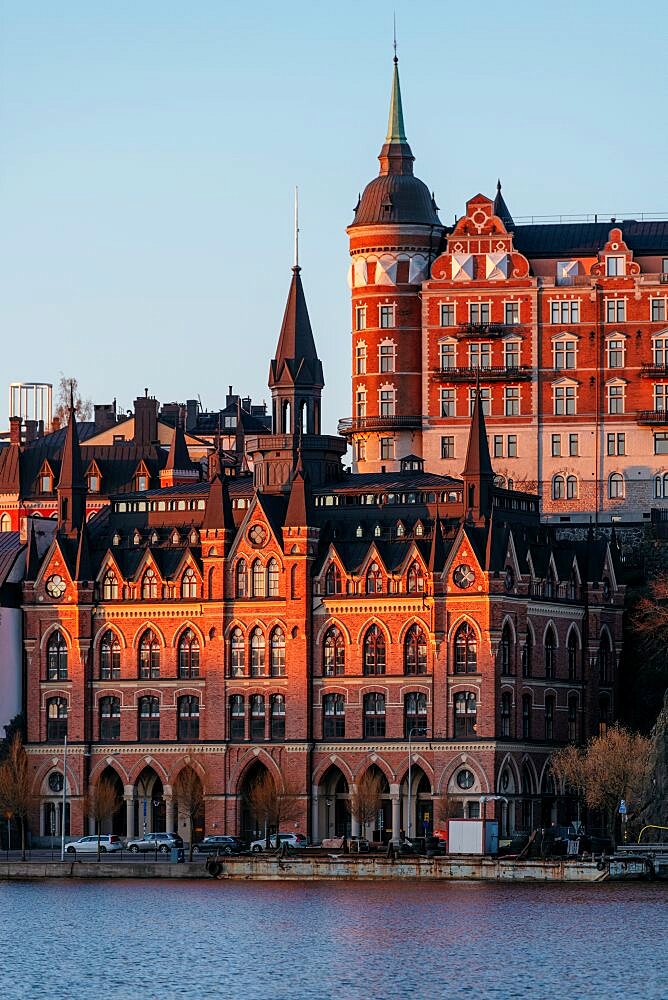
462, 388, 495, 523
386, 51, 407, 143
284, 450, 310, 527
493, 178, 514, 229
202, 472, 235, 533
378, 49, 414, 177
160, 411, 199, 487
56, 396, 86, 537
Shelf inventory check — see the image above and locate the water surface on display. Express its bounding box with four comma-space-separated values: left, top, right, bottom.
0, 880, 666, 999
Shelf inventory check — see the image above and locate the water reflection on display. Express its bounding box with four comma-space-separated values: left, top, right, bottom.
0, 880, 666, 999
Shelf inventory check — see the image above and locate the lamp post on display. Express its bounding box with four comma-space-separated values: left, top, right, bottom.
60, 735, 67, 861
407, 726, 426, 841
325, 796, 332, 839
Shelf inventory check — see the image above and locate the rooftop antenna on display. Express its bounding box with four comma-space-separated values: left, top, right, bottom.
294, 185, 300, 270
393, 10, 398, 63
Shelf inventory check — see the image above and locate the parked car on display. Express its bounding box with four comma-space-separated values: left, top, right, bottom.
65, 835, 122, 854
192, 835, 245, 856
126, 833, 184, 854
250, 832, 307, 852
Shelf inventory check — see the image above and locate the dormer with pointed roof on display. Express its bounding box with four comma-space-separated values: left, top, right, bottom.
160, 416, 200, 488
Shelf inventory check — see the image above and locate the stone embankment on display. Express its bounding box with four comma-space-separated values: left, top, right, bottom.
0, 856, 606, 883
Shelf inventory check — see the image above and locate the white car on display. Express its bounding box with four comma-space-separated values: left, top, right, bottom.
65, 835, 123, 854
250, 832, 307, 852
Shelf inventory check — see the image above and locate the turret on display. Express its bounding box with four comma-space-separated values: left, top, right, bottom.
462, 388, 495, 524
344, 54, 444, 473
56, 396, 86, 538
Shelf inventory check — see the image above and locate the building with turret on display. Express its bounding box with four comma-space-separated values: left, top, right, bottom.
342, 58, 668, 524
22, 255, 624, 847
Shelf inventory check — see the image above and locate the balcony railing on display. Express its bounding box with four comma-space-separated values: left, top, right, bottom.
640, 363, 668, 378
337, 415, 423, 435
455, 322, 525, 338
433, 365, 533, 382
637, 409, 668, 425
530, 581, 582, 603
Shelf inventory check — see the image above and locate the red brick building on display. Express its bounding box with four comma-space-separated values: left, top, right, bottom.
344, 57, 668, 523
22, 259, 624, 846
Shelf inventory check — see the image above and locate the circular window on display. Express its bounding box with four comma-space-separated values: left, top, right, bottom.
48, 772, 64, 793
456, 768, 474, 790
46, 574, 66, 599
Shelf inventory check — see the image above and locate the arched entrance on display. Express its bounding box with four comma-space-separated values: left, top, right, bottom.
400, 767, 433, 839
172, 766, 205, 844
355, 765, 390, 844
238, 761, 273, 842
317, 766, 349, 839
134, 766, 165, 837
96, 766, 126, 836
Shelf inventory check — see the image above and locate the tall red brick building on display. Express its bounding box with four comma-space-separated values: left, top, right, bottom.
23, 250, 624, 845
343, 57, 668, 523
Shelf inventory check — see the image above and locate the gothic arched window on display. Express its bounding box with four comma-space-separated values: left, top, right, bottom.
138, 630, 160, 679
270, 628, 285, 677
235, 559, 247, 598
363, 625, 386, 676
100, 630, 121, 680
407, 562, 424, 594
267, 559, 280, 598
404, 625, 427, 675
178, 628, 200, 678
230, 627, 245, 677
141, 568, 158, 600
181, 568, 198, 599
250, 628, 266, 677
454, 623, 477, 674
47, 631, 68, 681
323, 626, 345, 676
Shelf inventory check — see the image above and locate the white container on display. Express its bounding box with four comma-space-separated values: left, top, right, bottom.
448, 819, 499, 855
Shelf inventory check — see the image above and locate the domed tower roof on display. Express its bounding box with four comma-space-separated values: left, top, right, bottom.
350, 57, 441, 229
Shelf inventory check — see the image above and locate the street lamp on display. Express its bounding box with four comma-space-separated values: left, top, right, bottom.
325, 796, 332, 838
407, 726, 427, 840
60, 735, 67, 861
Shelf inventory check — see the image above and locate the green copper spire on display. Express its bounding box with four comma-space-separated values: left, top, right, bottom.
385, 56, 407, 143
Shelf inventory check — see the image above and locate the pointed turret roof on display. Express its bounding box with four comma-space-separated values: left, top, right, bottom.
165, 417, 197, 474
202, 474, 235, 532
385, 56, 407, 144
493, 179, 514, 230
75, 522, 92, 581
269, 267, 324, 389
463, 389, 494, 482
57, 395, 84, 493
284, 451, 310, 527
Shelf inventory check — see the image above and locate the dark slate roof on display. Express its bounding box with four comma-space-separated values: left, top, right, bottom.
493, 181, 514, 229
0, 531, 24, 586
269, 268, 324, 389
320, 471, 461, 494
352, 173, 441, 228
513, 220, 668, 259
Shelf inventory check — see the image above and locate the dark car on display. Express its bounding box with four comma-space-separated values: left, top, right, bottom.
192, 835, 245, 856
126, 832, 184, 854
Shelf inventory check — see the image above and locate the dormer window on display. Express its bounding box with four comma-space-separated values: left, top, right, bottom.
112, 532, 121, 547
356, 525, 363, 538
415, 521, 424, 537
171, 529, 180, 545
396, 521, 405, 538
374, 524, 381, 538
133, 530, 141, 546
88, 474, 100, 493
40, 474, 53, 494
150, 530, 159, 545
606, 256, 625, 277
136, 474, 148, 492
189, 529, 199, 545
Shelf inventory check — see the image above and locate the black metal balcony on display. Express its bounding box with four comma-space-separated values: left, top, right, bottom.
640, 363, 668, 378
637, 409, 668, 425
337, 415, 423, 435
455, 322, 525, 338
530, 581, 582, 603
433, 365, 533, 382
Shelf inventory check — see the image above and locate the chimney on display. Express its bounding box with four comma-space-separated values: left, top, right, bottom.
25, 420, 38, 444
9, 416, 21, 446
186, 399, 198, 432
94, 403, 117, 432
134, 394, 159, 446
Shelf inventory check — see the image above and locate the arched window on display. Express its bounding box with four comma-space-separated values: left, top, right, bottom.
599, 632, 612, 684
545, 695, 555, 740
99, 696, 120, 741
267, 559, 280, 598
250, 695, 265, 740
46, 697, 67, 742
138, 630, 160, 679
178, 629, 200, 678
270, 695, 286, 740
500, 692, 512, 738
567, 631, 578, 681
325, 564, 342, 595
230, 628, 245, 677
102, 571, 118, 600
454, 623, 477, 674
323, 626, 345, 676
290, 564, 298, 599
270, 628, 285, 677
545, 627, 556, 679
500, 623, 513, 675
552, 475, 565, 500
365, 562, 383, 594
229, 695, 245, 740
363, 693, 386, 738
568, 695, 578, 742
235, 559, 247, 598
0, 513, 11, 532
407, 562, 424, 594
250, 628, 265, 677
522, 694, 532, 739
404, 625, 427, 675
141, 568, 158, 600
47, 631, 68, 681
248, 559, 264, 598
177, 696, 200, 740
363, 625, 386, 676
181, 568, 197, 599
608, 472, 624, 499
566, 476, 578, 500
522, 630, 533, 678
404, 692, 427, 738
454, 692, 477, 737
599, 695, 610, 736
100, 630, 120, 679
138, 696, 160, 741
323, 694, 345, 738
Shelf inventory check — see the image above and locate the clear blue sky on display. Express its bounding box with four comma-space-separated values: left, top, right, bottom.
1, 0, 666, 432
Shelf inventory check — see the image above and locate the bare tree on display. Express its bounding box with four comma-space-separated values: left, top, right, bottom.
0, 734, 34, 860
551, 726, 652, 842
85, 778, 121, 860
349, 771, 381, 837
435, 793, 464, 827
247, 770, 302, 849
173, 766, 205, 861
54, 375, 92, 425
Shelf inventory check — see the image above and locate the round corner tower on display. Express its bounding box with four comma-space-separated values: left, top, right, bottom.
342, 56, 444, 473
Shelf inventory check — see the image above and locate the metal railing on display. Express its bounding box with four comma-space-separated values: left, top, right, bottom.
337, 415, 423, 434
530, 581, 582, 603
636, 410, 668, 425
433, 365, 532, 382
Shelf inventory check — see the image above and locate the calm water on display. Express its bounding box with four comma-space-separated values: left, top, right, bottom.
0, 880, 666, 1000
